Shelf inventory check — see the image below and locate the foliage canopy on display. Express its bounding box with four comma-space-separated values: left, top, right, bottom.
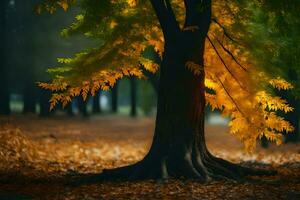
39, 0, 294, 151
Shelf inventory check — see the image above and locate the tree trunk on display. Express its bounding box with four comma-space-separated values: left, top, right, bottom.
78, 97, 88, 117
0, 66, 10, 115
65, 103, 74, 116
130, 77, 137, 117
285, 101, 300, 142
0, 0, 10, 115
0, 87, 10, 115
284, 68, 300, 142
111, 83, 118, 113
260, 136, 269, 148
23, 83, 37, 114
89, 34, 273, 182
92, 91, 102, 114
39, 90, 51, 117
19, 0, 38, 115
275, 86, 300, 143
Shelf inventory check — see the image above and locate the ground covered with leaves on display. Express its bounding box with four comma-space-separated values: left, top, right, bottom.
0, 115, 300, 199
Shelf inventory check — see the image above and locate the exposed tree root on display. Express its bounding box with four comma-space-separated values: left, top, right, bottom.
73, 146, 277, 185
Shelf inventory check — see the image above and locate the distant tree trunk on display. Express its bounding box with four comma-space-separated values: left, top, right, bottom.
17, 0, 37, 114
286, 69, 300, 142
39, 90, 51, 117
92, 91, 102, 114
23, 83, 36, 114
65, 103, 74, 116
285, 101, 300, 142
0, 86, 10, 115
0, 0, 11, 115
78, 97, 88, 117
0, 70, 10, 115
130, 77, 137, 117
111, 83, 118, 113
275, 75, 300, 143
260, 136, 269, 148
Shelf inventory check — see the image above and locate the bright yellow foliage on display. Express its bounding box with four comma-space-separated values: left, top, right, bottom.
201, 0, 294, 151
269, 78, 294, 90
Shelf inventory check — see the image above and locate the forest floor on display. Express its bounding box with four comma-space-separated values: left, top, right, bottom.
0, 114, 300, 200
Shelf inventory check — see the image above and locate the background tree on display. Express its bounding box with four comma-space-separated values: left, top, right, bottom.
130, 77, 137, 117
111, 83, 119, 113
39, 0, 294, 181
0, 0, 11, 115
92, 91, 101, 114
15, 0, 40, 114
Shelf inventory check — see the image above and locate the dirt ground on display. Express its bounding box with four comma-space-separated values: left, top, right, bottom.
0, 115, 300, 200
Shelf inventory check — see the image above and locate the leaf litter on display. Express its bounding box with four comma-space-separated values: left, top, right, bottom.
0, 115, 299, 199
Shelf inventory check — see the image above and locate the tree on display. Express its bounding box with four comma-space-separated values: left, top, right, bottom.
65, 102, 75, 116
78, 96, 88, 117
0, 0, 11, 115
130, 77, 137, 117
14, 0, 40, 114
39, 89, 52, 117
92, 91, 102, 114
39, 0, 294, 181
111, 83, 119, 113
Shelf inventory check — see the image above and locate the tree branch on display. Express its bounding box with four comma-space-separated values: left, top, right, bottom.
164, 0, 180, 30
214, 37, 247, 72
216, 76, 247, 119
149, 0, 180, 39
184, 0, 211, 30
211, 18, 238, 44
207, 36, 247, 92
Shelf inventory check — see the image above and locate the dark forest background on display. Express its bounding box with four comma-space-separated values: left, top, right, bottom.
0, 0, 299, 143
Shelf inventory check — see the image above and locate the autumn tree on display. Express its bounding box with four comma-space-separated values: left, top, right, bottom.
39, 0, 294, 181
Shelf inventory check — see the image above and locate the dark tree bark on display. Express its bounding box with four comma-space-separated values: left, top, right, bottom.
260, 136, 269, 148
78, 97, 88, 117
39, 90, 51, 117
274, 70, 300, 143
130, 77, 137, 117
65, 103, 74, 116
78, 0, 275, 183
17, 0, 38, 115
285, 98, 300, 142
0, 85, 10, 115
111, 82, 118, 113
0, 0, 11, 115
284, 69, 300, 142
23, 83, 37, 114
92, 91, 102, 114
